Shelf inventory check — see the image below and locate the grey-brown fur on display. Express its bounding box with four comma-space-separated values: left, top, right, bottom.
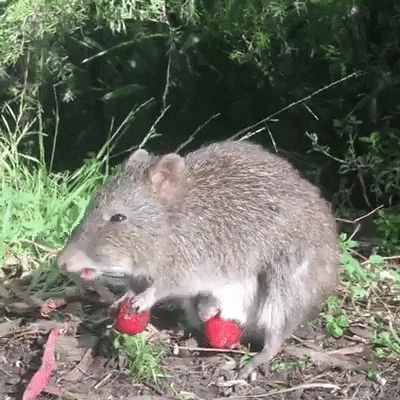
58, 140, 338, 378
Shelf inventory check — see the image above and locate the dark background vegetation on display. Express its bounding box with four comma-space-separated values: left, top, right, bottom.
1, 0, 399, 212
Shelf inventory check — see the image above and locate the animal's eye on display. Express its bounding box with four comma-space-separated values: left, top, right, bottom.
110, 213, 127, 222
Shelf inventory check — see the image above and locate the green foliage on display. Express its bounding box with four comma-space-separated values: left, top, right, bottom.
312, 113, 400, 209
396, 271, 400, 292
351, 126, 399, 205
324, 295, 349, 337
113, 331, 170, 385
0, 0, 168, 107
2, 0, 399, 191
374, 210, 400, 254
0, 102, 108, 278
0, 0, 166, 66
368, 254, 385, 265
270, 358, 308, 372
334, 232, 400, 361
94, 0, 166, 33
340, 251, 368, 283
325, 312, 349, 337
338, 232, 400, 302
240, 349, 255, 368
373, 331, 400, 360
0, 0, 87, 88
325, 294, 340, 310
339, 233, 367, 282
366, 367, 379, 382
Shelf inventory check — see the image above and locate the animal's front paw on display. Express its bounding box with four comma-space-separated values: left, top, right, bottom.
131, 287, 157, 313
109, 291, 135, 319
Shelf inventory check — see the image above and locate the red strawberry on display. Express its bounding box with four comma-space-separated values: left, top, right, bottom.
204, 315, 242, 349
80, 268, 96, 280
113, 297, 150, 335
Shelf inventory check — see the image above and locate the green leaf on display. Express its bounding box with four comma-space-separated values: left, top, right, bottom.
102, 84, 145, 101
335, 314, 349, 328
369, 255, 385, 265
352, 286, 368, 300
340, 251, 367, 282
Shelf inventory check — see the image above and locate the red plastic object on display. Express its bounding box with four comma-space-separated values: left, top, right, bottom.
204, 315, 242, 350
113, 297, 150, 335
23, 324, 67, 400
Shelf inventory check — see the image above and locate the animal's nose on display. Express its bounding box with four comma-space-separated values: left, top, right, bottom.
57, 247, 95, 275
57, 251, 68, 272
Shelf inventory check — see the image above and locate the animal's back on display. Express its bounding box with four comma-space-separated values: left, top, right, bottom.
162, 141, 337, 287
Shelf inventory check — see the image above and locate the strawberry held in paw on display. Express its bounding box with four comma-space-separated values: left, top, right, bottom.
113, 296, 150, 335
204, 315, 242, 349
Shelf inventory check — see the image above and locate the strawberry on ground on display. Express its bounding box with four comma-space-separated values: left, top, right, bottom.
204, 315, 242, 350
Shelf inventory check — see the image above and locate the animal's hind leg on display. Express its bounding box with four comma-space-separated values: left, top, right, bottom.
238, 334, 285, 379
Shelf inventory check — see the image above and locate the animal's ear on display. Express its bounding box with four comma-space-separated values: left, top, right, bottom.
149, 153, 186, 201
125, 149, 151, 167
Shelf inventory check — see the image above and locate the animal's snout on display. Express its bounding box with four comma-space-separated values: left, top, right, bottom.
57, 246, 97, 275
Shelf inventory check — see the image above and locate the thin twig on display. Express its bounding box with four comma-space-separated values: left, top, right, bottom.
162, 31, 174, 111
231, 71, 361, 141
177, 113, 221, 152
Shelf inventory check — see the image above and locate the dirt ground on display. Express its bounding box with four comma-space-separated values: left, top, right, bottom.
1, 308, 400, 400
